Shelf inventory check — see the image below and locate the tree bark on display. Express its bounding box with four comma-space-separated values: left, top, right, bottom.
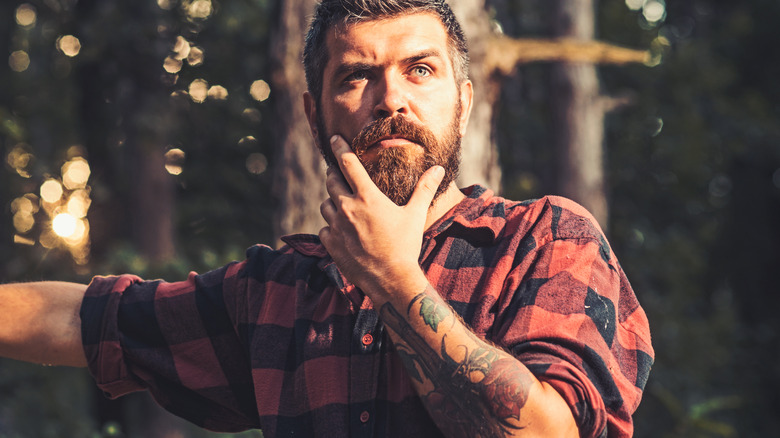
270, 0, 326, 242
448, 0, 502, 192
549, 0, 609, 228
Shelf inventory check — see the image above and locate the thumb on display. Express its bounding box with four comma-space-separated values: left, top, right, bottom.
407, 166, 445, 213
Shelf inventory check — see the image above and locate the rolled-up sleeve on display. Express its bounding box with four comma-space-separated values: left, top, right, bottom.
80, 263, 261, 432
496, 199, 653, 438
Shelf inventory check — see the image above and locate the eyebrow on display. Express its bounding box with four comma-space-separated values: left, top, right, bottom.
332, 49, 445, 80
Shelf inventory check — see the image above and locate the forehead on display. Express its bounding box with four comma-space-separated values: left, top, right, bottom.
324, 13, 451, 72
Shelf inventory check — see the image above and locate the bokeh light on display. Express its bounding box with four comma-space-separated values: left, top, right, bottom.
173, 36, 191, 60
15, 4, 37, 27
208, 85, 228, 100
158, 0, 174, 11
57, 35, 82, 57
62, 158, 91, 190
165, 148, 186, 175
13, 212, 35, 234
643, 0, 666, 23
238, 136, 258, 148
242, 108, 262, 124
66, 190, 91, 218
189, 79, 209, 103
6, 144, 34, 177
9, 51, 30, 72
625, 0, 645, 11
250, 80, 271, 102
187, 46, 204, 66
164, 56, 183, 73
40, 179, 64, 203
186, 0, 213, 20
52, 213, 78, 238
246, 153, 268, 175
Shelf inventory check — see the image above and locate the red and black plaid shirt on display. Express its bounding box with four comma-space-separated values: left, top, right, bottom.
81, 185, 653, 437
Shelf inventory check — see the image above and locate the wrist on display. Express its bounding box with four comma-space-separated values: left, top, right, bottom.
362, 265, 429, 309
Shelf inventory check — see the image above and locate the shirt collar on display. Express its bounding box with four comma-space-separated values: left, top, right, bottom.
280, 184, 505, 258
424, 184, 506, 243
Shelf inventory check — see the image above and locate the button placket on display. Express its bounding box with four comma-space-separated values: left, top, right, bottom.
350, 297, 383, 436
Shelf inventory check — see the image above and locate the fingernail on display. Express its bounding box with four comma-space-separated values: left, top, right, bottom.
434, 166, 445, 178
330, 135, 339, 145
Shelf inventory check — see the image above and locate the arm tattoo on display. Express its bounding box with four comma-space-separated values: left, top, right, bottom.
381, 287, 533, 437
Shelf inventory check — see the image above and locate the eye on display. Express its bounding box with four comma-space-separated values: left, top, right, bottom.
345, 70, 370, 82
410, 65, 431, 78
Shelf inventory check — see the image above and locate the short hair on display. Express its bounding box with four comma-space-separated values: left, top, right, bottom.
303, 0, 469, 102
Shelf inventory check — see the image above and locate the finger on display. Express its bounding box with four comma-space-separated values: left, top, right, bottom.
406, 165, 445, 214
330, 135, 374, 195
325, 164, 352, 201
318, 226, 332, 248
320, 198, 337, 224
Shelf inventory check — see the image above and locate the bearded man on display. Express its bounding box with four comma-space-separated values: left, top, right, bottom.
0, 1, 653, 437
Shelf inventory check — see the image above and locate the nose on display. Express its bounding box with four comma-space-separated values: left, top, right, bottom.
372, 73, 409, 119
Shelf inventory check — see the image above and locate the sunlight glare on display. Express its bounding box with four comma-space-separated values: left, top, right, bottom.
53, 213, 78, 238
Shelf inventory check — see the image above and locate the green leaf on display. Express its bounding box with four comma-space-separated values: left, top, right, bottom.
419, 297, 449, 332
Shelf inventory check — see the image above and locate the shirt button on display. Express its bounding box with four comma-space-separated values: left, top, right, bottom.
360, 411, 370, 423
361, 333, 373, 346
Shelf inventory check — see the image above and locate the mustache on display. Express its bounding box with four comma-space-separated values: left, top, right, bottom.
351, 116, 437, 158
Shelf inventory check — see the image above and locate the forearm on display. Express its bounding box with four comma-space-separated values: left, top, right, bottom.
0, 281, 88, 367
374, 278, 578, 438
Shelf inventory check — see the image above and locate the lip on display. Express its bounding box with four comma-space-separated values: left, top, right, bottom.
372, 135, 418, 149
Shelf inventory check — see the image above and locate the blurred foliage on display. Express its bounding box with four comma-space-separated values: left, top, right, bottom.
1, 0, 779, 436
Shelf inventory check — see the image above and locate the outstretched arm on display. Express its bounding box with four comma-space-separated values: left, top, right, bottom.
0, 281, 87, 367
319, 136, 578, 437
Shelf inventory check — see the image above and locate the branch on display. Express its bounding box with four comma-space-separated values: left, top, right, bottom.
487, 35, 651, 76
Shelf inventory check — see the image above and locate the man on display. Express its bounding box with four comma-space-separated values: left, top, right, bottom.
0, 0, 653, 437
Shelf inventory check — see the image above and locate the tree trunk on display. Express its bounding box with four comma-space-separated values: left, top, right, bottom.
448, 0, 503, 192
270, 0, 326, 242
549, 0, 609, 227
76, 0, 179, 434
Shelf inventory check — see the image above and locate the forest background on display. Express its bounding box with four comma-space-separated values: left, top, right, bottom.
1, 0, 779, 437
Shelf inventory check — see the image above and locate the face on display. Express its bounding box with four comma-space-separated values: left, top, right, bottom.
304, 12, 473, 205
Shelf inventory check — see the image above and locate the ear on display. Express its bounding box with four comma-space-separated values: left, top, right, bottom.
303, 91, 321, 148
457, 80, 474, 138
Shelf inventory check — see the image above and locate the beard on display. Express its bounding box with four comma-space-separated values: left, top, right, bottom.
317, 104, 462, 206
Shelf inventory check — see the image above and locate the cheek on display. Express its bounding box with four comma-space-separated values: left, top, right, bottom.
328, 96, 372, 139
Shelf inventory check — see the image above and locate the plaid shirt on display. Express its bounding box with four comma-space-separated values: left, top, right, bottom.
81, 185, 653, 438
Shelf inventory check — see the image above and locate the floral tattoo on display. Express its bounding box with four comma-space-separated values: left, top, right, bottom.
381, 287, 532, 437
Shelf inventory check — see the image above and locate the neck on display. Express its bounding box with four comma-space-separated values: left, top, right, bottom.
425, 182, 465, 230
